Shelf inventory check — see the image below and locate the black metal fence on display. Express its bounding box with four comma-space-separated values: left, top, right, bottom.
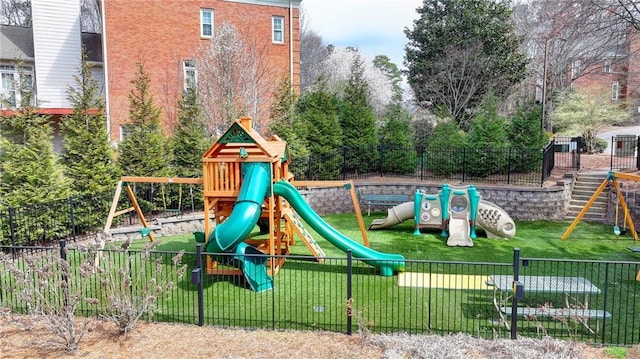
0, 192, 113, 246
611, 135, 640, 171
2, 243, 638, 345
291, 144, 553, 186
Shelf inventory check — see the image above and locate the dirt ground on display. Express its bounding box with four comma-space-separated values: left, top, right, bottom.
0, 312, 633, 358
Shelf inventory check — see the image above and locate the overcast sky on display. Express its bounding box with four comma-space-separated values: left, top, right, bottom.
301, 0, 423, 69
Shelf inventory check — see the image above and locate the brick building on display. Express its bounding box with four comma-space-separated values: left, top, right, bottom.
1, 0, 301, 145
569, 29, 640, 123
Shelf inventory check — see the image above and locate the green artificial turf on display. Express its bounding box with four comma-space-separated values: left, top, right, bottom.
137, 213, 640, 264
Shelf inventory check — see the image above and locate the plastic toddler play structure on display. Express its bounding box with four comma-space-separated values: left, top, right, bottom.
368, 184, 516, 246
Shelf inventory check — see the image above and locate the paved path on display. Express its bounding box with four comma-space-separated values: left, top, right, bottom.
597, 126, 640, 155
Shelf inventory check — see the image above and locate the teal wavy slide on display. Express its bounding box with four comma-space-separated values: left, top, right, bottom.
205, 163, 273, 292
273, 181, 405, 276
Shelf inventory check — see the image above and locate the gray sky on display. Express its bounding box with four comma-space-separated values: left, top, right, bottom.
301, 0, 423, 68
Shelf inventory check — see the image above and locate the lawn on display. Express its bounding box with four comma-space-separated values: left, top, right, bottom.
138, 213, 640, 264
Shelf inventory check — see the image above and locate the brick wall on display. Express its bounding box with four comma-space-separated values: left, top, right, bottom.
103, 0, 300, 141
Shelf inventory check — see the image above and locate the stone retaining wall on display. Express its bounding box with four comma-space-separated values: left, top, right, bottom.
108, 180, 574, 240
109, 214, 213, 242
304, 180, 573, 221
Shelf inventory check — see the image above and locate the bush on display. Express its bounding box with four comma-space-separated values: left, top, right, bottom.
593, 138, 608, 154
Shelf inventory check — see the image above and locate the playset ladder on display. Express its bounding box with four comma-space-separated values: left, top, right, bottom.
285, 212, 326, 262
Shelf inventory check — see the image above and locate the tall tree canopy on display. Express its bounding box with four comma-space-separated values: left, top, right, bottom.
405, 0, 528, 130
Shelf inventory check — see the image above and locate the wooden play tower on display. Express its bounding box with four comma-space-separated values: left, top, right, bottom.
202, 117, 325, 275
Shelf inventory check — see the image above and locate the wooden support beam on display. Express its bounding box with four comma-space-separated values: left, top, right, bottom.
562, 177, 610, 240
120, 176, 203, 184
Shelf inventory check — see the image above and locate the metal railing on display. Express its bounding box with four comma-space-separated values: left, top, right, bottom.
1, 243, 638, 345
291, 144, 554, 186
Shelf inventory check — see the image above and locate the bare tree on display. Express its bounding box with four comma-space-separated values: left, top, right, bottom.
590, 0, 640, 30
513, 1, 628, 113
299, 8, 328, 94
80, 0, 101, 33
197, 22, 277, 137
0, 0, 31, 26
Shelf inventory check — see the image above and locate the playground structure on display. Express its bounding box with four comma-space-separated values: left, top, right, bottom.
368, 185, 516, 246
103, 117, 404, 291
200, 117, 405, 291
562, 171, 640, 241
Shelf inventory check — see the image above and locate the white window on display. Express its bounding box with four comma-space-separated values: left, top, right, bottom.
183, 60, 197, 92
272, 16, 284, 43
0, 64, 33, 109
201, 9, 213, 38
571, 60, 581, 79
120, 125, 130, 142
604, 59, 612, 73
612, 81, 619, 101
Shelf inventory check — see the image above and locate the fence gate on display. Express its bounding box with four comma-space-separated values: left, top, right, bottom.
610, 135, 639, 171
552, 136, 581, 170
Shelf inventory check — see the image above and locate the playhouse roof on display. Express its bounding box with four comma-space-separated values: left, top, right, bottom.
203, 117, 288, 162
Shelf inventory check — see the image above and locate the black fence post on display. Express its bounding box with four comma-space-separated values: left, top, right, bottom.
601, 263, 610, 345
419, 145, 425, 181
510, 248, 521, 339
342, 147, 348, 180
8, 206, 16, 247
59, 240, 69, 307
346, 249, 353, 335
68, 196, 77, 241
191, 244, 204, 326
507, 148, 512, 185
462, 148, 467, 183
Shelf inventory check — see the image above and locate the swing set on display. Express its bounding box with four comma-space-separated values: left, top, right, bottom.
562, 171, 640, 242
102, 176, 204, 242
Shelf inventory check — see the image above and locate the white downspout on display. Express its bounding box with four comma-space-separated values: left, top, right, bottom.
100, 0, 112, 143
289, 0, 293, 89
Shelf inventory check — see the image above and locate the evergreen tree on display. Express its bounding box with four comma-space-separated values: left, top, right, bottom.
425, 119, 466, 176
465, 95, 509, 177
339, 53, 378, 174
508, 103, 548, 172
378, 103, 415, 175
168, 87, 209, 212
0, 110, 70, 206
171, 87, 209, 178
118, 62, 171, 178
296, 85, 343, 180
269, 76, 310, 177
118, 63, 171, 212
405, 0, 528, 130
62, 52, 119, 197
0, 108, 71, 244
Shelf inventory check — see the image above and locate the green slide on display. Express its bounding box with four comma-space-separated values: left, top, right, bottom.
205, 162, 273, 292
273, 181, 405, 276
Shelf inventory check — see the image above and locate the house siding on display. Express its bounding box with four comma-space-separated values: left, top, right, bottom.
31, 0, 82, 109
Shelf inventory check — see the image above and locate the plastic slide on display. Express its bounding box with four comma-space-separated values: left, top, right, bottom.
368, 201, 415, 230
205, 163, 273, 292
273, 181, 405, 276
446, 215, 473, 247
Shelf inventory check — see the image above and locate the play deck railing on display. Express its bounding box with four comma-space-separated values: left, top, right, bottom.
203, 161, 243, 197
